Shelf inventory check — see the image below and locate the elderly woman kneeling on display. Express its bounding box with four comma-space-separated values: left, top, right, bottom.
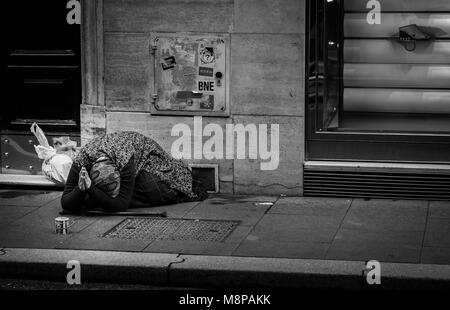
61, 131, 207, 213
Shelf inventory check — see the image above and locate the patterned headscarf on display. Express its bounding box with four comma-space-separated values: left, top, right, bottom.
74, 132, 197, 199
90, 156, 121, 198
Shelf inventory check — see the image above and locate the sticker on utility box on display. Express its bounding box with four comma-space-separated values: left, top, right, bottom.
198, 81, 215, 92
199, 47, 215, 64
176, 91, 203, 100
200, 96, 214, 110
199, 67, 214, 77
161, 56, 176, 70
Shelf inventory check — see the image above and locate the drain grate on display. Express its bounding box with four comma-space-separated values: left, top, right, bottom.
101, 218, 240, 243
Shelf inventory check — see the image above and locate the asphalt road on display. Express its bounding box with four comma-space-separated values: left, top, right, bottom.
0, 278, 194, 290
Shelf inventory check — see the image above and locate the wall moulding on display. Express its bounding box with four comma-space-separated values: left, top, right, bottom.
81, 0, 104, 107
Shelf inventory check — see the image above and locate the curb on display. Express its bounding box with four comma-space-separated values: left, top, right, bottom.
1, 248, 450, 290
0, 248, 181, 286
172, 255, 450, 290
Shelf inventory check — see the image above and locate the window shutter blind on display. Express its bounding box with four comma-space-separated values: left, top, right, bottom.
343, 0, 450, 114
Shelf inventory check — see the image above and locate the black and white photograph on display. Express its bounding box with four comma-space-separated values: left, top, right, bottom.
0, 0, 449, 302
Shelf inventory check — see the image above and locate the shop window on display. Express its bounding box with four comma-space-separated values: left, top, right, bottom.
306, 0, 450, 162
308, 0, 450, 134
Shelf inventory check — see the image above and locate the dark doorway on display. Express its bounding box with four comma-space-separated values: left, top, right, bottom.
1, 0, 81, 175
2, 0, 81, 132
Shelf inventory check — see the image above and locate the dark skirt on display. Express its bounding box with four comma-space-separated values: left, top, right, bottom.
130, 170, 207, 208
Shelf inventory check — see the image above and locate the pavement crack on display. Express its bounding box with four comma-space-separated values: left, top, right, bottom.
167, 254, 186, 285
419, 201, 431, 264
264, 195, 282, 214
324, 198, 354, 259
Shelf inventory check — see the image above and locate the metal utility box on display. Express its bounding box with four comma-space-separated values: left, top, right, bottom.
150, 33, 230, 117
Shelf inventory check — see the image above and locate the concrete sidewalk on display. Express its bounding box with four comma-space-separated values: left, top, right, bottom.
0, 189, 449, 288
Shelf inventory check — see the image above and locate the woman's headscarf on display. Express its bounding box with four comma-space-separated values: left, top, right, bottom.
89, 156, 121, 198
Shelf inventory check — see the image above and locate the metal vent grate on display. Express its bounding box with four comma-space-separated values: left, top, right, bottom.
101, 218, 239, 242
190, 164, 219, 193
304, 170, 450, 201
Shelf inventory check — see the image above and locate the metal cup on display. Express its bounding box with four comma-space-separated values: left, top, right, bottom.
55, 217, 70, 234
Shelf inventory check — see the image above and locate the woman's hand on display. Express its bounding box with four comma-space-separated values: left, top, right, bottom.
78, 167, 92, 191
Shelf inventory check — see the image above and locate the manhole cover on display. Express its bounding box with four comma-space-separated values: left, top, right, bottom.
101, 218, 240, 243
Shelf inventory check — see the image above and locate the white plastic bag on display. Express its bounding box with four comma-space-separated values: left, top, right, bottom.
52, 136, 79, 159
31, 123, 73, 185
